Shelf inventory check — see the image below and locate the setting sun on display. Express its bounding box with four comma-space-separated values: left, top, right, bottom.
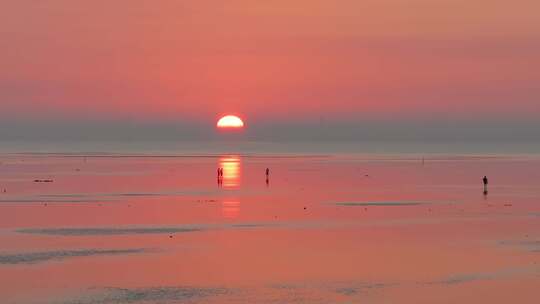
217, 115, 244, 129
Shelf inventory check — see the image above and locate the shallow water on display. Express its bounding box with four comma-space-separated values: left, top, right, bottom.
0, 153, 538, 303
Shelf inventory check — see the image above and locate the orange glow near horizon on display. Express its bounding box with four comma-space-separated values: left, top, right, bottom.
217, 115, 244, 129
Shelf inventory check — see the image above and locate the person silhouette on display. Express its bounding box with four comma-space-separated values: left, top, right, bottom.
266, 168, 270, 177
482, 176, 488, 192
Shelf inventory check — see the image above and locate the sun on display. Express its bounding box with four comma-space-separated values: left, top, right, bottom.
217, 115, 244, 129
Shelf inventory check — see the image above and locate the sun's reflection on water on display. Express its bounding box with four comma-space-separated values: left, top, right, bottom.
221, 201, 240, 219
218, 156, 241, 219
219, 156, 241, 189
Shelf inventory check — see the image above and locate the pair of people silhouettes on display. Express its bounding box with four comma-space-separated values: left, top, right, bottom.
217, 168, 224, 186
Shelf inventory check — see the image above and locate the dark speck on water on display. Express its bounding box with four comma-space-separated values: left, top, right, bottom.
34, 179, 54, 183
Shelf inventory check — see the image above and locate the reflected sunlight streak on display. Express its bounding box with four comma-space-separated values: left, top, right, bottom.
221, 201, 240, 219
219, 156, 241, 189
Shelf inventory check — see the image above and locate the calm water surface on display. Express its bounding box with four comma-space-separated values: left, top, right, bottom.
0, 153, 539, 303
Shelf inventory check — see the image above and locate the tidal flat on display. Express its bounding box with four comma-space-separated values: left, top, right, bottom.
0, 153, 538, 303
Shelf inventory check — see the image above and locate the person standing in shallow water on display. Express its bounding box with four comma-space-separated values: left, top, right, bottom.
266, 168, 270, 177
483, 176, 488, 192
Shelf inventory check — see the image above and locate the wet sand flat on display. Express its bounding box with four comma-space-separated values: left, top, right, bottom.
0, 154, 539, 303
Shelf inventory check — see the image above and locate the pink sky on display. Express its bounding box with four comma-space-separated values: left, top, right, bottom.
1, 1, 539, 124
